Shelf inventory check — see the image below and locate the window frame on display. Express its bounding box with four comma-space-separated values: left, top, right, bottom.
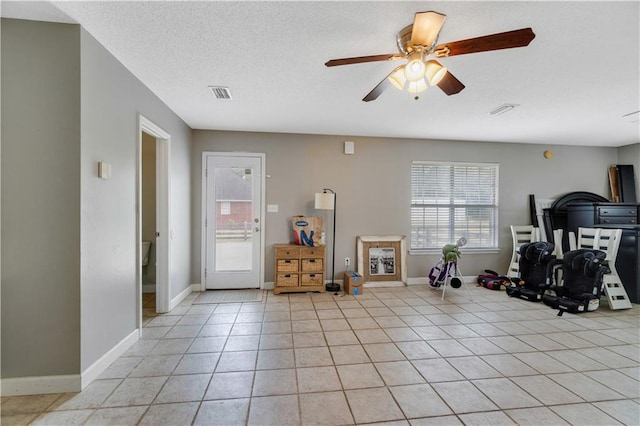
409, 160, 500, 254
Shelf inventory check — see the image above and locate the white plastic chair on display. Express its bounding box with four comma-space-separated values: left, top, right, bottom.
552, 229, 565, 258
508, 225, 540, 277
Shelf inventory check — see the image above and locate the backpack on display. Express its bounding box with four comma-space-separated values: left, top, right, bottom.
477, 269, 511, 290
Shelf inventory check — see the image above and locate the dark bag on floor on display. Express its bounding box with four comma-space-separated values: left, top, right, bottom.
477, 270, 510, 291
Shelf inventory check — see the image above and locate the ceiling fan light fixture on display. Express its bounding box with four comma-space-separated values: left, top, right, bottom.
425, 60, 447, 86
407, 78, 428, 94
404, 52, 426, 82
388, 67, 407, 90
325, 11, 535, 102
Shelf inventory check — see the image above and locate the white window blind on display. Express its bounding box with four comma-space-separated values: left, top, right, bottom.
411, 161, 499, 251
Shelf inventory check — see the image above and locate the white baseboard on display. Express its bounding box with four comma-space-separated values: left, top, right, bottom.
408, 276, 474, 285
81, 328, 139, 390
363, 281, 405, 288
170, 284, 197, 311
1, 374, 81, 397
1, 326, 142, 396
408, 277, 429, 285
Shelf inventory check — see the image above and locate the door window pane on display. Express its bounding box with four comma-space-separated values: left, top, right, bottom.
214, 167, 253, 271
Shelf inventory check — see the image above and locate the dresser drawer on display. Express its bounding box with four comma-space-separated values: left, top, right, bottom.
598, 206, 638, 217
301, 273, 323, 286
275, 246, 300, 258
300, 246, 325, 258
598, 216, 637, 225
301, 258, 323, 272
276, 259, 299, 272
276, 273, 299, 287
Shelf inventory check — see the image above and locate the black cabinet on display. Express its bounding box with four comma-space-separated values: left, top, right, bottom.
567, 203, 640, 304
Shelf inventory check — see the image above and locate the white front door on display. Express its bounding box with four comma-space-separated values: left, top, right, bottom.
203, 153, 264, 289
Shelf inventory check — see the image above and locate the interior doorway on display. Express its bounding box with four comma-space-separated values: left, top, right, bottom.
138, 115, 171, 332
141, 132, 157, 294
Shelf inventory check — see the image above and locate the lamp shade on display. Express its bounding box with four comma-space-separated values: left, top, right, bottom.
407, 78, 428, 94
404, 57, 426, 82
388, 66, 407, 90
315, 192, 335, 210
425, 60, 447, 86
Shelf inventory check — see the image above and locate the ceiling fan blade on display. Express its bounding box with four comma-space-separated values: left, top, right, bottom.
410, 11, 447, 49
325, 54, 401, 67
433, 28, 535, 57
362, 68, 399, 102
436, 71, 465, 96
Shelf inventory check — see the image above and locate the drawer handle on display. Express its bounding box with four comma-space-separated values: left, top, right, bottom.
284, 274, 291, 278
603, 219, 610, 223
284, 260, 292, 264
308, 259, 316, 263
309, 274, 316, 277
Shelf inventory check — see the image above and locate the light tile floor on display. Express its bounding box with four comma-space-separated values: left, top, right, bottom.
2, 285, 639, 425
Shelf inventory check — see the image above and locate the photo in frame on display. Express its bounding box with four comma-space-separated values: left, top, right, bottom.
369, 247, 396, 275
357, 235, 407, 287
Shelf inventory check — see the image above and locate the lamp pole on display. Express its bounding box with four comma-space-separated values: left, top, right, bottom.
329, 190, 337, 291
323, 188, 339, 293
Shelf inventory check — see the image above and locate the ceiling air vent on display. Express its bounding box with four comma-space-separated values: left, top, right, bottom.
209, 86, 232, 100
488, 104, 519, 116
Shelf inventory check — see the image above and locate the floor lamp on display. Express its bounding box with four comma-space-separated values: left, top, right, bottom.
315, 189, 339, 293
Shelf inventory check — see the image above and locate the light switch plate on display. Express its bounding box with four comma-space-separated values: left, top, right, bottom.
98, 161, 111, 179
344, 141, 355, 155
267, 204, 279, 213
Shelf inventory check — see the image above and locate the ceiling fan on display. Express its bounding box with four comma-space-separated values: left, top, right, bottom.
325, 11, 535, 101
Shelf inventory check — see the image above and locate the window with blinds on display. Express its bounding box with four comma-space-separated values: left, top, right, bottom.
411, 161, 499, 251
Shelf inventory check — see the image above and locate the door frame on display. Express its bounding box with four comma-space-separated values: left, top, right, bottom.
201, 152, 266, 291
137, 115, 171, 329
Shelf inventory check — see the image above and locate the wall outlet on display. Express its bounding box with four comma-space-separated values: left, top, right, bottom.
345, 257, 351, 267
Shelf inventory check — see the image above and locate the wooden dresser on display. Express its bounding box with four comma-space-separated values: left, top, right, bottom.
273, 244, 325, 294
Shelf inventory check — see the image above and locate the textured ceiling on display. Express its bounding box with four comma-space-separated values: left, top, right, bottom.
2, 1, 639, 147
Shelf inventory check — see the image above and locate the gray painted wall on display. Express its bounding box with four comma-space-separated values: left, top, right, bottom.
617, 143, 640, 201
79, 28, 192, 371
192, 131, 617, 284
2, 19, 81, 378
1, 18, 193, 382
